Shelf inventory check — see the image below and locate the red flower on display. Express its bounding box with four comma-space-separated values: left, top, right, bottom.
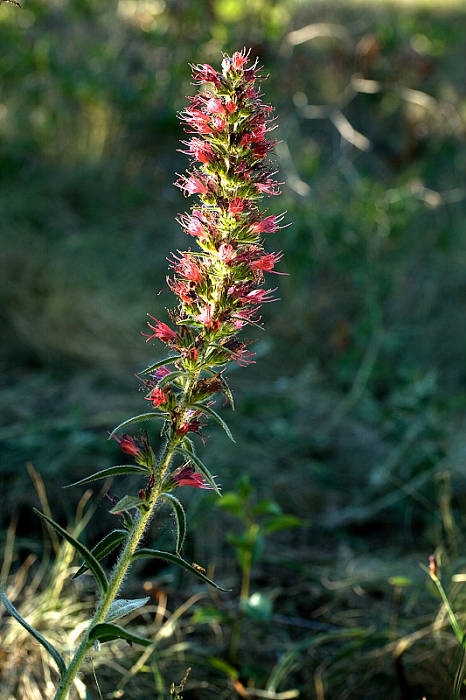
228, 197, 244, 214
196, 304, 220, 330
218, 243, 235, 264
151, 365, 171, 382
172, 465, 215, 490
171, 254, 203, 284
167, 277, 197, 305
176, 409, 204, 438
143, 316, 178, 344
256, 180, 281, 196
240, 124, 267, 146
178, 213, 208, 239
191, 63, 223, 87
145, 388, 167, 407
113, 434, 140, 457
211, 116, 226, 132
205, 97, 226, 115
226, 341, 256, 367
177, 174, 209, 196
232, 49, 249, 70
240, 287, 278, 304
250, 251, 285, 275
253, 213, 287, 234
181, 138, 214, 164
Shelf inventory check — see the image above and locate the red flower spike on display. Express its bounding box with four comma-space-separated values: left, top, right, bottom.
145, 50, 286, 445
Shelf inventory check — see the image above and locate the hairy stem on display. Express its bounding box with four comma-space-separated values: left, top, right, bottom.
53, 446, 173, 699
54, 367, 203, 700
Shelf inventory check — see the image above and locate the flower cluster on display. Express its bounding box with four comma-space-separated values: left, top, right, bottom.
138, 49, 286, 449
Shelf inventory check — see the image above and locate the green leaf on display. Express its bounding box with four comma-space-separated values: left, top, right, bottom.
388, 576, 413, 587
162, 493, 186, 555
208, 656, 239, 679
108, 413, 169, 440
64, 465, 149, 489
219, 377, 235, 411
175, 447, 221, 496
132, 549, 229, 591
34, 509, 108, 594
108, 495, 148, 514
261, 514, 303, 534
252, 499, 282, 516
73, 529, 127, 579
217, 492, 244, 516
140, 356, 181, 376
105, 597, 150, 622
157, 370, 186, 388
88, 622, 151, 647
191, 403, 235, 442
191, 606, 229, 625
0, 583, 66, 676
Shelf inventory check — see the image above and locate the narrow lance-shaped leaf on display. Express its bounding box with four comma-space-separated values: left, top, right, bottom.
73, 529, 127, 579
64, 465, 149, 489
88, 622, 151, 647
157, 370, 187, 388
0, 583, 66, 676
190, 403, 235, 442
109, 495, 148, 514
162, 492, 186, 554
132, 548, 230, 591
34, 509, 108, 594
175, 446, 221, 497
105, 597, 150, 623
140, 355, 181, 376
108, 412, 169, 440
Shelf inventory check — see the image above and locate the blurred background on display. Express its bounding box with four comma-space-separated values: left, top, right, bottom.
1, 0, 466, 698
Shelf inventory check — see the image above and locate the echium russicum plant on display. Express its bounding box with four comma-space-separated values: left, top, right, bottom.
0, 49, 287, 699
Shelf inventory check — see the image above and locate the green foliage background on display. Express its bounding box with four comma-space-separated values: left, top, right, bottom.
1, 0, 466, 697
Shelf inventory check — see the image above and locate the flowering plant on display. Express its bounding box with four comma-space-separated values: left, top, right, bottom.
0, 48, 286, 699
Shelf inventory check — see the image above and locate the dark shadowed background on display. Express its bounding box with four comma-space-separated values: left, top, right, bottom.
1, 0, 466, 698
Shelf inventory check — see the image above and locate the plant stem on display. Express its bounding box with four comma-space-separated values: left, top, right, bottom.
54, 356, 209, 699
53, 443, 175, 700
